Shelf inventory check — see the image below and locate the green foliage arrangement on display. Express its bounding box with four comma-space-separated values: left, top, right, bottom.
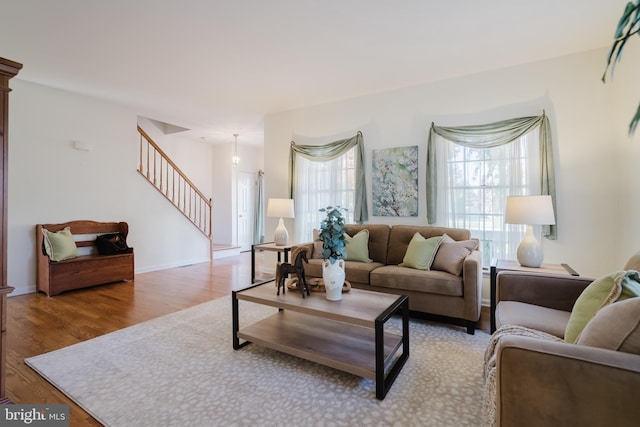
602, 0, 640, 136
318, 206, 347, 264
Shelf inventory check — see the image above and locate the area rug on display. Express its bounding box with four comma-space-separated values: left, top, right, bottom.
25, 296, 490, 426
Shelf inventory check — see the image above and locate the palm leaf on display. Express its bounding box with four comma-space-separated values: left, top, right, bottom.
630, 102, 640, 136
603, 2, 640, 81
603, 1, 640, 136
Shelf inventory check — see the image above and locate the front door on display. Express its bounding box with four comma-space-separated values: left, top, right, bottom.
237, 171, 256, 251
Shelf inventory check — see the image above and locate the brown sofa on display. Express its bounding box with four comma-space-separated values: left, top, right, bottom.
488, 252, 640, 426
295, 224, 483, 334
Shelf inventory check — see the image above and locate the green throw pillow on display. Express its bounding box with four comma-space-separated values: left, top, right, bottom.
399, 232, 443, 270
43, 227, 78, 262
344, 229, 371, 263
565, 270, 640, 343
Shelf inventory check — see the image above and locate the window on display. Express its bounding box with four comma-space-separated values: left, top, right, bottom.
436, 128, 540, 266
294, 147, 356, 242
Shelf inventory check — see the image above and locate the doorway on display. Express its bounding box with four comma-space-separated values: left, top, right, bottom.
237, 171, 256, 252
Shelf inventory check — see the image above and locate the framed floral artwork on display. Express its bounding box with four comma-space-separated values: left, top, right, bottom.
372, 145, 418, 216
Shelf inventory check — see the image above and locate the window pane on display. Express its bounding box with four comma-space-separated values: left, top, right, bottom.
441, 127, 540, 264
295, 148, 356, 242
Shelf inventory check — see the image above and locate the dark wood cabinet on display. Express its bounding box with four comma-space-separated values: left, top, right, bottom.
0, 57, 22, 402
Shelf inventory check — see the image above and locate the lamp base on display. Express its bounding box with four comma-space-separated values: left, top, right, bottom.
273, 218, 289, 246
516, 225, 543, 267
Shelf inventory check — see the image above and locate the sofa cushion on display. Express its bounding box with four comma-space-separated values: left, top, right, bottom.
386, 225, 471, 265
399, 232, 442, 270
431, 234, 478, 276
343, 224, 390, 264
304, 258, 383, 285
565, 270, 640, 343
496, 301, 571, 338
43, 227, 79, 262
344, 229, 372, 263
577, 297, 640, 355
370, 265, 463, 296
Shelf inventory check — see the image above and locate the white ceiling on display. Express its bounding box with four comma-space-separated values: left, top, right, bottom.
0, 0, 626, 145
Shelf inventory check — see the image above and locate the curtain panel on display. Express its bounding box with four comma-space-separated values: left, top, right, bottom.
427, 113, 557, 239
288, 131, 368, 223
253, 169, 265, 244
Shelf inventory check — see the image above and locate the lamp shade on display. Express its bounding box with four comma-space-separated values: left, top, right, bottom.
267, 198, 295, 219
505, 195, 555, 225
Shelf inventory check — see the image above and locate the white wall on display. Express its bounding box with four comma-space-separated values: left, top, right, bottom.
612, 47, 640, 260
7, 81, 212, 295
264, 48, 640, 298
211, 143, 234, 245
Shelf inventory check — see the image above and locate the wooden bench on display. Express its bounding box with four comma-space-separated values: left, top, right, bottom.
36, 220, 134, 296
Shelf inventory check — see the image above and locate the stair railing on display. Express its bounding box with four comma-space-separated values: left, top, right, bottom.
137, 125, 212, 239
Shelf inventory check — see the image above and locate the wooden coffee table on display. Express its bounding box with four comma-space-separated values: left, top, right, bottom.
232, 281, 409, 400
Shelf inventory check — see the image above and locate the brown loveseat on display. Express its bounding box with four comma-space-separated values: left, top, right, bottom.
487, 252, 640, 426
295, 224, 483, 334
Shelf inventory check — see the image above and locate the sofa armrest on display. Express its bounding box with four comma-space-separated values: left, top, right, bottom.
496, 271, 593, 312
496, 335, 640, 427
461, 250, 483, 321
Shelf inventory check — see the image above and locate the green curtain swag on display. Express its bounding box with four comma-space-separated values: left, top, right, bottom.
427, 113, 557, 239
288, 131, 368, 223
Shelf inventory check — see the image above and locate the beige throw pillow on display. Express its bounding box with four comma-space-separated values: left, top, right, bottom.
431, 234, 478, 276
312, 229, 324, 259
577, 297, 640, 355
565, 270, 640, 343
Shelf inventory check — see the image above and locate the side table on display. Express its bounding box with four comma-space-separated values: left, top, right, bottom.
251, 242, 295, 283
490, 259, 578, 333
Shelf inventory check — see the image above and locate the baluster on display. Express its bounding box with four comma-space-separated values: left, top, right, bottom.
153, 148, 157, 185
183, 180, 186, 212
146, 140, 150, 179
159, 154, 164, 193
139, 134, 143, 173
208, 199, 212, 238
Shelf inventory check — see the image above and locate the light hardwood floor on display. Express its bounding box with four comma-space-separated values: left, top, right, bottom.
4, 251, 488, 426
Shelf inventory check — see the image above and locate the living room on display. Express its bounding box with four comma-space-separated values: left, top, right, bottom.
1, 1, 640, 425
1, 3, 638, 297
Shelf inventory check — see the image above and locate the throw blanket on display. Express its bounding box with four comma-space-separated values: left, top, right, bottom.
482, 325, 563, 427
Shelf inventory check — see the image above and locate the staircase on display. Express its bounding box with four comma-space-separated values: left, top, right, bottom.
137, 125, 213, 240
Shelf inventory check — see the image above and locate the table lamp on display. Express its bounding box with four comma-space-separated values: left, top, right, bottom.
505, 195, 556, 268
267, 198, 295, 246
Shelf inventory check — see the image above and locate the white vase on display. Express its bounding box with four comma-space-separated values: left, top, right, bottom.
322, 259, 345, 301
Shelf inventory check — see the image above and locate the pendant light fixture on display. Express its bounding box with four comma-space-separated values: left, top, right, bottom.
232, 133, 240, 166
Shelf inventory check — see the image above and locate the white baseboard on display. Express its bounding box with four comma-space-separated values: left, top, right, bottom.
213, 247, 242, 259
134, 257, 211, 274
